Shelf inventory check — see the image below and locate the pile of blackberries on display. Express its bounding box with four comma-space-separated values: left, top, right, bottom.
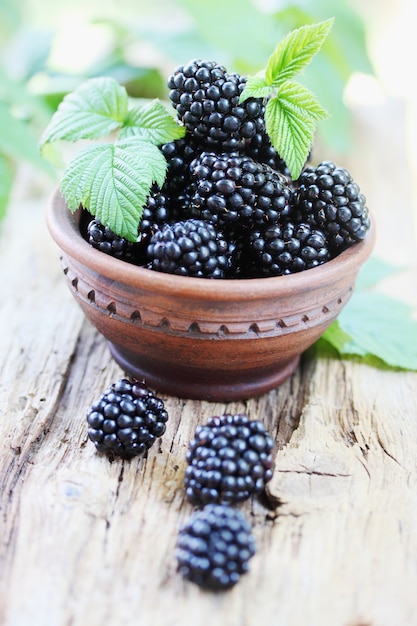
85, 58, 370, 278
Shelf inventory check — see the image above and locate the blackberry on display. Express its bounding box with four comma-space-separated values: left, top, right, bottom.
189, 152, 293, 233
87, 219, 142, 262
86, 378, 168, 460
147, 219, 234, 278
134, 186, 172, 263
168, 60, 264, 152
245, 127, 292, 179
247, 221, 330, 277
176, 504, 256, 590
160, 136, 199, 197
141, 187, 170, 230
160, 136, 200, 220
86, 186, 172, 266
184, 413, 274, 505
296, 160, 370, 251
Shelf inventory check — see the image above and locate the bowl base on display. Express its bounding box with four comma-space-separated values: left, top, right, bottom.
107, 342, 300, 402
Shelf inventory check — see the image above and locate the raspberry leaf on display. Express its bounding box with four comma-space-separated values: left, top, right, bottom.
39, 77, 129, 149
240, 19, 334, 179
322, 293, 417, 371
279, 81, 329, 121
238, 74, 272, 100
120, 99, 186, 143
318, 259, 417, 371
265, 94, 315, 180
60, 138, 167, 241
265, 18, 334, 86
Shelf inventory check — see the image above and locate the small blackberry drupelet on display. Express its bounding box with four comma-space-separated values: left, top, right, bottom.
176, 504, 256, 590
189, 152, 293, 233
147, 219, 234, 278
246, 221, 330, 277
86, 378, 168, 460
295, 160, 370, 252
184, 413, 274, 505
168, 60, 264, 152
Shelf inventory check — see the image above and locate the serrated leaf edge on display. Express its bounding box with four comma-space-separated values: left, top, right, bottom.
40, 77, 129, 148
265, 18, 334, 85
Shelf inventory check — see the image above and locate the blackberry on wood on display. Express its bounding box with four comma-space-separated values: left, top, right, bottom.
189, 152, 293, 233
147, 219, 234, 278
168, 60, 264, 152
247, 221, 330, 277
176, 504, 256, 590
296, 160, 370, 251
184, 413, 274, 505
86, 378, 168, 460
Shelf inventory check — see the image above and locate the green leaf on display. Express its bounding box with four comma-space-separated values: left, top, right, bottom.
319, 320, 352, 353
116, 137, 167, 189
60, 138, 167, 241
120, 99, 185, 144
264, 93, 316, 179
321, 292, 417, 371
39, 77, 129, 148
240, 19, 333, 177
279, 80, 329, 121
239, 75, 273, 102
265, 18, 334, 86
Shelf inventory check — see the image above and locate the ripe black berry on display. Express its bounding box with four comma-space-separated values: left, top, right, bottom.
184, 413, 274, 505
168, 60, 265, 152
146, 219, 235, 278
295, 160, 371, 252
176, 504, 256, 590
160, 136, 199, 196
86, 186, 172, 266
189, 152, 293, 233
247, 221, 330, 276
246, 129, 292, 179
86, 378, 168, 460
87, 219, 141, 262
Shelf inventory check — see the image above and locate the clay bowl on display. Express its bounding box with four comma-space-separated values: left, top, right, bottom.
47, 189, 375, 401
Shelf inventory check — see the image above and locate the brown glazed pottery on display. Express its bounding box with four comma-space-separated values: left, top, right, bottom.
47, 190, 375, 401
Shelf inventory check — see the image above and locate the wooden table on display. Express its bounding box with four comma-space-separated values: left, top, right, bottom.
1, 98, 417, 626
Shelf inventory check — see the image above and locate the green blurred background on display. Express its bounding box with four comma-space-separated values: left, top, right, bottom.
0, 0, 406, 220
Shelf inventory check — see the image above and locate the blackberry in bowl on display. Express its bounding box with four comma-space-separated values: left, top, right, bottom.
295, 160, 371, 252
168, 60, 264, 152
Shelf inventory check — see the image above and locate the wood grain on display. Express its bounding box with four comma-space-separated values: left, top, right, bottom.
1, 95, 417, 626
